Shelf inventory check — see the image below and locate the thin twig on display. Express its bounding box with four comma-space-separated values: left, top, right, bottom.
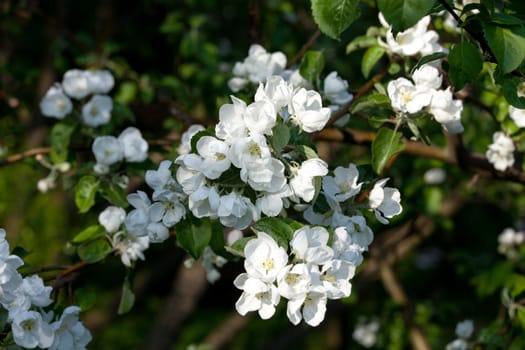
287, 29, 321, 68
0, 147, 51, 167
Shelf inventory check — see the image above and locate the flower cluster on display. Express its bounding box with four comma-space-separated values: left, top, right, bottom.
497, 227, 524, 259
378, 13, 445, 57
228, 44, 308, 92
387, 64, 464, 133
486, 131, 515, 171
0, 229, 91, 349
40, 69, 114, 127
91, 126, 149, 174
234, 226, 357, 326
446, 319, 474, 350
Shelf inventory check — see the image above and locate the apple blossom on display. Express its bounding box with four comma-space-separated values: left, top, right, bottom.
429, 88, 464, 133
289, 158, 328, 202
40, 85, 73, 119
254, 75, 293, 112
188, 184, 220, 219
86, 69, 114, 94
387, 77, 432, 114
92, 136, 123, 166
368, 178, 402, 224
486, 131, 515, 171
111, 232, 150, 267
234, 273, 280, 319
177, 124, 205, 155
243, 231, 288, 283
196, 136, 231, 179
62, 69, 92, 99
322, 163, 363, 202
289, 88, 331, 132
323, 71, 353, 105
50, 306, 92, 350
81, 94, 113, 127
99, 206, 126, 233
118, 126, 149, 162
12, 310, 55, 349
509, 106, 525, 128
215, 96, 249, 143
277, 263, 311, 300
286, 287, 327, 327
217, 192, 259, 229
290, 226, 333, 265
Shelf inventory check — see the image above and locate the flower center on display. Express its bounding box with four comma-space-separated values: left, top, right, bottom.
262, 257, 274, 271
248, 141, 262, 157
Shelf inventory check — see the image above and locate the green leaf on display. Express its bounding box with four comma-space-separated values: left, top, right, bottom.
294, 144, 319, 160
517, 307, 525, 330
311, 0, 361, 40
410, 52, 448, 74
73, 225, 105, 244
271, 123, 291, 153
346, 35, 379, 54
190, 128, 215, 154
491, 13, 524, 26
447, 42, 483, 90
252, 217, 296, 250
118, 275, 135, 315
371, 127, 405, 174
100, 182, 129, 208
350, 93, 391, 114
115, 81, 138, 104
73, 287, 98, 311
208, 219, 228, 258
377, 0, 436, 34
75, 176, 99, 213
502, 76, 525, 109
508, 274, 525, 298
225, 236, 253, 257
50, 123, 75, 164
175, 214, 213, 259
77, 238, 112, 263
485, 24, 525, 74
299, 50, 325, 84
361, 46, 385, 78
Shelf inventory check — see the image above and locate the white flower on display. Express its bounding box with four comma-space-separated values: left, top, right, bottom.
455, 319, 474, 339
229, 134, 274, 187
177, 124, 205, 155
81, 94, 113, 127
50, 306, 92, 350
332, 214, 375, 250
146, 160, 178, 200
40, 85, 73, 119
5, 275, 52, 320
289, 158, 328, 202
150, 192, 186, 227
286, 287, 327, 326
387, 77, 432, 114
92, 136, 123, 166
368, 178, 402, 224
322, 163, 362, 202
429, 88, 464, 133
230, 44, 287, 86
412, 64, 442, 91
86, 69, 114, 94
62, 69, 91, 99
243, 231, 288, 283
423, 167, 446, 185
188, 185, 220, 219
255, 184, 292, 217
254, 75, 293, 112
216, 96, 249, 143
118, 126, 149, 162
175, 154, 206, 195
509, 106, 525, 128
202, 247, 227, 284
234, 273, 280, 319
380, 14, 444, 56
98, 206, 126, 233
196, 136, 231, 179
498, 227, 525, 258
12, 310, 55, 349
289, 88, 331, 132
446, 339, 468, 350
315, 260, 355, 299
244, 99, 277, 136
486, 131, 515, 171
352, 318, 380, 348
332, 226, 365, 266
125, 191, 153, 236
277, 263, 311, 300
290, 226, 333, 265
218, 192, 259, 229
323, 71, 353, 105
111, 232, 150, 267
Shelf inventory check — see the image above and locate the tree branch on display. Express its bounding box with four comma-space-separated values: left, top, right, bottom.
287, 29, 321, 68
